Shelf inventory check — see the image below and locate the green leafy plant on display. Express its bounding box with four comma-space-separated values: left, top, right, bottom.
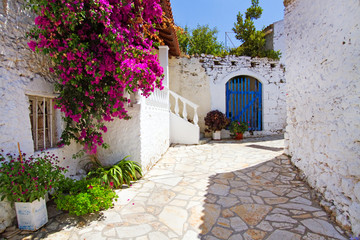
54, 178, 117, 216
176, 25, 227, 56
204, 110, 230, 132
0, 150, 67, 203
87, 156, 142, 189
229, 120, 248, 135
232, 0, 281, 59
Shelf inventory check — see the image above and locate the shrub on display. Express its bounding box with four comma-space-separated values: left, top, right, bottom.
204, 110, 230, 132
0, 150, 66, 203
88, 156, 142, 189
54, 178, 117, 216
229, 120, 248, 135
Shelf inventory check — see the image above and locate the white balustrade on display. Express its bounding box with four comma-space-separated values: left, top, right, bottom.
142, 87, 169, 109
169, 90, 199, 126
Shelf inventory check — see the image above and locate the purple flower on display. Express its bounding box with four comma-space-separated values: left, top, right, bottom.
27, 41, 37, 51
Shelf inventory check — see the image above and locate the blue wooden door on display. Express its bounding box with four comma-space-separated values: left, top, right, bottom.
226, 76, 262, 131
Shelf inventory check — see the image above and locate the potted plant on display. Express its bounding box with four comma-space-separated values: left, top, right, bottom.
0, 150, 67, 231
204, 110, 230, 140
229, 120, 248, 140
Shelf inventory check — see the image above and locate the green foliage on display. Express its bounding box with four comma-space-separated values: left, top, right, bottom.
54, 178, 118, 216
204, 110, 230, 132
229, 120, 248, 135
176, 26, 190, 55
87, 156, 142, 189
176, 25, 226, 56
232, 0, 281, 59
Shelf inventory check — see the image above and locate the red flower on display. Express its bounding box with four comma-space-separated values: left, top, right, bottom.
88, 185, 93, 189
109, 182, 114, 188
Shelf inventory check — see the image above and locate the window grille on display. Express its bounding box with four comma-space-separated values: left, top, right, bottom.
28, 96, 57, 151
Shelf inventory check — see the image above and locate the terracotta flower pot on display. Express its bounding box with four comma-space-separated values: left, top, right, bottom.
235, 132, 243, 140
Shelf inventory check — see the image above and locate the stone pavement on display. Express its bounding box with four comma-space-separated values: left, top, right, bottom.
2, 135, 348, 240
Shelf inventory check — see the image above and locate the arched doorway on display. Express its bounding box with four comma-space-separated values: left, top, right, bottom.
226, 76, 262, 131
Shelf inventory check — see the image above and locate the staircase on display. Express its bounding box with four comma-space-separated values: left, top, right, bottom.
169, 90, 200, 144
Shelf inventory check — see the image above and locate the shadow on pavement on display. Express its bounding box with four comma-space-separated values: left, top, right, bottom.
199, 154, 347, 240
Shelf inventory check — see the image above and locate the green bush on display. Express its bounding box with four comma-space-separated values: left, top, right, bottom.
229, 120, 248, 135
54, 178, 117, 216
87, 156, 142, 189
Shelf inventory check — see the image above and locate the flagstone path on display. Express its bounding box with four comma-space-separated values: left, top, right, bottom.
2, 135, 348, 240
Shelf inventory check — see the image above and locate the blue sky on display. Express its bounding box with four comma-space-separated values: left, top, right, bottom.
171, 0, 284, 48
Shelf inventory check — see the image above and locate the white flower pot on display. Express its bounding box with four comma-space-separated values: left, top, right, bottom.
212, 130, 221, 140
15, 197, 48, 231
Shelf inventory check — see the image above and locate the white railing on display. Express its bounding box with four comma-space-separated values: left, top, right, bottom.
144, 87, 169, 109
169, 90, 199, 126
128, 88, 169, 110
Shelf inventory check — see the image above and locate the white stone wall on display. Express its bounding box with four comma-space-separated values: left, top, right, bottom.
284, 0, 360, 235
97, 105, 142, 167
201, 55, 287, 136
169, 57, 211, 133
169, 56, 286, 136
0, 0, 84, 232
140, 103, 170, 174
98, 93, 170, 175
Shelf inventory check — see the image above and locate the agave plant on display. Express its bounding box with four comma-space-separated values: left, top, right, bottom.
87, 156, 142, 189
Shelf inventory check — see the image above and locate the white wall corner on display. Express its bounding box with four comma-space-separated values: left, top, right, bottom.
159, 46, 169, 88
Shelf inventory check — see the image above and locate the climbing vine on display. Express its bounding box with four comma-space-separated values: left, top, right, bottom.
26, 0, 164, 154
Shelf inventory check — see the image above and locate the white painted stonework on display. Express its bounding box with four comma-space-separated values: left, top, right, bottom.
170, 55, 287, 136
98, 93, 170, 175
0, 0, 85, 232
169, 57, 211, 133
140, 99, 170, 173
97, 105, 142, 167
0, 0, 172, 231
284, 0, 360, 235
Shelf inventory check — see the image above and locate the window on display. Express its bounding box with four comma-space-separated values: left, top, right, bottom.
28, 96, 57, 151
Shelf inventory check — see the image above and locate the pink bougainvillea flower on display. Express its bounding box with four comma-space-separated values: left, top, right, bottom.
27, 41, 37, 51
27, 0, 165, 155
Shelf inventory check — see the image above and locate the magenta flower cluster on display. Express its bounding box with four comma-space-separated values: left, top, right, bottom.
27, 0, 165, 154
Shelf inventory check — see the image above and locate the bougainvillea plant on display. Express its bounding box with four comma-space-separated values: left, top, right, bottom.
26, 0, 165, 154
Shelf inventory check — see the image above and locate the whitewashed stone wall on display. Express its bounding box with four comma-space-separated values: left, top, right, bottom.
98, 92, 170, 175
169, 56, 287, 136
0, 0, 85, 232
140, 102, 170, 174
284, 0, 360, 235
97, 105, 142, 167
169, 57, 211, 133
